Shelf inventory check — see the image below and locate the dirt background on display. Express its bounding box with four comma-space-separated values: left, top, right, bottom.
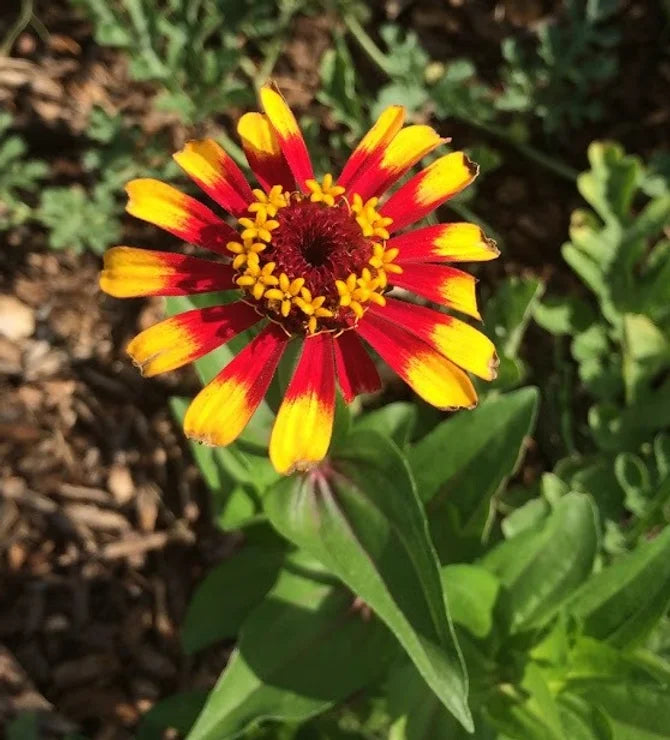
1, 0, 669, 737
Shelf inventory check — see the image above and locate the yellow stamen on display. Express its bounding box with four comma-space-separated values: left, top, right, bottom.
235, 260, 278, 300
265, 273, 306, 317
238, 212, 280, 242
351, 193, 394, 240
335, 266, 386, 322
293, 288, 333, 333
368, 243, 403, 288
227, 239, 266, 270
305, 173, 346, 207
248, 185, 288, 219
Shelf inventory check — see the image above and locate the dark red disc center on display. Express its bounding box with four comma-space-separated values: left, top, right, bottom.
263, 199, 371, 299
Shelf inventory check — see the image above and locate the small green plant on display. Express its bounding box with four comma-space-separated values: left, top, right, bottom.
0, 113, 48, 231
535, 141, 670, 552
36, 108, 177, 254
73, 0, 305, 123
498, 0, 621, 135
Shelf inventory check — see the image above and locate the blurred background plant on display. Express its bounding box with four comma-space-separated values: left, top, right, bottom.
2, 0, 670, 738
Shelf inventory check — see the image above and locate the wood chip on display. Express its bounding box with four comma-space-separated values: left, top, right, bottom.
63, 503, 130, 532
57, 482, 111, 505
107, 463, 135, 505
0, 295, 35, 341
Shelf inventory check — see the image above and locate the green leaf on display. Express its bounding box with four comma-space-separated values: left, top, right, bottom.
386, 662, 482, 740
354, 402, 417, 449
578, 142, 641, 225
564, 635, 659, 686
556, 694, 612, 740
484, 681, 563, 740
502, 497, 551, 539
317, 33, 365, 138
621, 314, 670, 402
482, 493, 599, 633
264, 430, 473, 731
410, 387, 538, 534
533, 294, 596, 336
581, 682, 670, 739
187, 554, 397, 740
37, 185, 122, 253
181, 543, 286, 654
170, 397, 279, 529
440, 565, 500, 639
614, 452, 652, 517
137, 691, 208, 739
484, 275, 544, 357
6, 713, 39, 740
568, 525, 670, 647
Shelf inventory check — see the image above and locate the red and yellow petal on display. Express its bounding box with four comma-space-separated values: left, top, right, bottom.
334, 330, 381, 403
184, 324, 288, 446
173, 139, 253, 217
369, 299, 498, 380
356, 312, 478, 410
126, 302, 259, 377
381, 152, 478, 232
269, 333, 336, 474
237, 112, 295, 193
260, 83, 314, 191
100, 247, 235, 298
337, 105, 405, 192
390, 223, 499, 264
348, 125, 447, 201
390, 263, 481, 320
125, 179, 237, 252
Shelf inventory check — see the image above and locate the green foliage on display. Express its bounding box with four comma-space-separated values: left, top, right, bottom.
535, 142, 670, 551
371, 25, 429, 119
498, 0, 620, 135
265, 431, 472, 731
73, 0, 302, 123
188, 552, 397, 740
0, 113, 48, 230
36, 183, 122, 254
33, 107, 177, 254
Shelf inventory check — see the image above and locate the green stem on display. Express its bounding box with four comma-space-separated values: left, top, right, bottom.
342, 13, 393, 76
342, 13, 578, 183
466, 119, 578, 182
242, 5, 300, 93
1, 0, 34, 56
256, 35, 284, 88
555, 337, 577, 455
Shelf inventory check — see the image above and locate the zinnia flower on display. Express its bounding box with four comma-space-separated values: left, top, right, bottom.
100, 83, 499, 474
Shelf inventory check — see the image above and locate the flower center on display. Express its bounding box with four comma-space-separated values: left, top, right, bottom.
226, 177, 402, 335
270, 199, 371, 300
